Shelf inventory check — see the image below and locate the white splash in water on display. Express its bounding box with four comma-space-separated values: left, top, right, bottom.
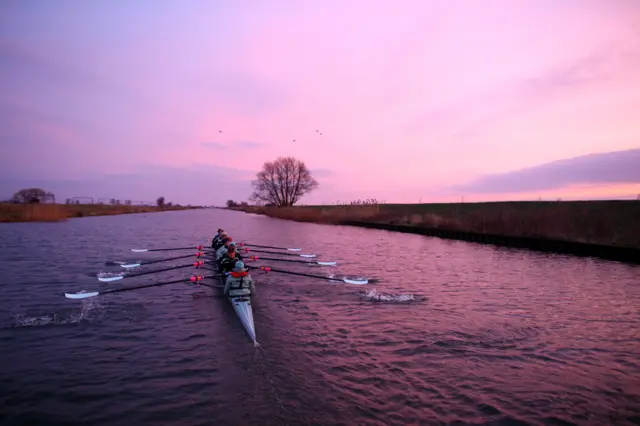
12, 298, 102, 327
97, 271, 127, 279
360, 289, 416, 303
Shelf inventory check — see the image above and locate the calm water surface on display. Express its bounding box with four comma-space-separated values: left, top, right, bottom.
0, 209, 639, 425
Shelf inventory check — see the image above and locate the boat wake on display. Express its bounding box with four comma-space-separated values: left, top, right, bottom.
253, 344, 287, 416
11, 298, 103, 327
106, 260, 130, 265
358, 289, 424, 303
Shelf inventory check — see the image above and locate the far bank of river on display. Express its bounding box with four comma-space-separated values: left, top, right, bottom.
231, 200, 640, 262
0, 203, 203, 223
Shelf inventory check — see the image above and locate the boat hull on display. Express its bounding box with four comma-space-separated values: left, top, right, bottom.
230, 295, 256, 343
211, 256, 257, 344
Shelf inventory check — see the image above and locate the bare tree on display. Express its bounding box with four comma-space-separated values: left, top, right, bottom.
250, 156, 318, 207
11, 188, 48, 204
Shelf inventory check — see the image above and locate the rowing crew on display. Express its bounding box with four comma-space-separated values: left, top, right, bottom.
211, 229, 255, 296
211, 229, 242, 269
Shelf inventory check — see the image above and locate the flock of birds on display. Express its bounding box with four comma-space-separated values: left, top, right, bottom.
216, 129, 324, 143
293, 129, 324, 143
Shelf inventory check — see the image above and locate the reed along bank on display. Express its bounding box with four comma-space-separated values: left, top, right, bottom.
232, 200, 640, 260
0, 203, 202, 223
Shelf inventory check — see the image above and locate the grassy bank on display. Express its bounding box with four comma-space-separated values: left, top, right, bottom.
0, 203, 202, 223
232, 201, 640, 249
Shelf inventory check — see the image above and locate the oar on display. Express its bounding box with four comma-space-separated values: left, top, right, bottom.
130, 245, 208, 252
245, 255, 336, 266
240, 248, 316, 258
65, 275, 218, 299
238, 242, 301, 251
119, 252, 207, 268
247, 265, 369, 285
97, 261, 206, 282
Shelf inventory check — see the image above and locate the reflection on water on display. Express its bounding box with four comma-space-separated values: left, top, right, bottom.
0, 209, 639, 425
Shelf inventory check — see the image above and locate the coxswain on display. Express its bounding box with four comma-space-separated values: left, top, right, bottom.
223, 260, 255, 296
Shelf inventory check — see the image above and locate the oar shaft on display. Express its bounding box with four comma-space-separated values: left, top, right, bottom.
133, 245, 208, 252
102, 277, 197, 294
101, 275, 217, 295
242, 248, 303, 257
247, 265, 329, 281
141, 252, 205, 266
240, 243, 298, 250
246, 255, 312, 265
122, 261, 204, 279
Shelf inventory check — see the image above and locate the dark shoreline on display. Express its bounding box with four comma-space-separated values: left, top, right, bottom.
0, 203, 203, 223
343, 220, 640, 264
228, 200, 640, 264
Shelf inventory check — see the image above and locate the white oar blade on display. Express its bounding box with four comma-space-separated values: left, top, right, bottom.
97, 274, 124, 282
300, 254, 316, 258
120, 263, 141, 269
131, 249, 148, 252
287, 248, 302, 251
317, 261, 337, 266
65, 291, 100, 299
343, 278, 369, 285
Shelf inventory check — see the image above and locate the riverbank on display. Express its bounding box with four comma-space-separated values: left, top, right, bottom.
231, 201, 640, 251
0, 203, 202, 223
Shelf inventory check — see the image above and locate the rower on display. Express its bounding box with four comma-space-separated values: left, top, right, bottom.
213, 235, 231, 252
211, 229, 224, 247
230, 242, 243, 260
215, 237, 234, 259
223, 260, 255, 296
212, 232, 228, 250
218, 243, 242, 271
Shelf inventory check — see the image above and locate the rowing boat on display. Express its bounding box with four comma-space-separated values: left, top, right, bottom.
211, 250, 257, 344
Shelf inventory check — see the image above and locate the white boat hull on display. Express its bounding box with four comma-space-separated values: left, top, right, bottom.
229, 295, 257, 343
211, 254, 257, 344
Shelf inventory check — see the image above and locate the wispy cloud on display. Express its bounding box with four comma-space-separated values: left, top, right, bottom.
409, 39, 640, 138
311, 168, 333, 178
202, 140, 267, 150
202, 141, 226, 149
0, 163, 254, 205
237, 140, 267, 149
1, 1, 639, 204
452, 149, 640, 193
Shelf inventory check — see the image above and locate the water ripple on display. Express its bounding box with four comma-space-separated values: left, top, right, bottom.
1, 209, 639, 425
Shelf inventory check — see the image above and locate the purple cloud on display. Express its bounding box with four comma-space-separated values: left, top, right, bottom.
202, 141, 226, 149
452, 149, 640, 193
236, 140, 266, 149
0, 163, 254, 205
408, 40, 637, 137
310, 168, 333, 178
202, 140, 267, 150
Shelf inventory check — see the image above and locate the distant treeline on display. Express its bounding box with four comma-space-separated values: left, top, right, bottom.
1, 188, 198, 209
226, 200, 249, 208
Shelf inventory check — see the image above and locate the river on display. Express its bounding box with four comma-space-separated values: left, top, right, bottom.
0, 208, 638, 425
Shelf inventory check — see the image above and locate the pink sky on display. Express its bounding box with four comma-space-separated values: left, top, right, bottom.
1, 0, 639, 205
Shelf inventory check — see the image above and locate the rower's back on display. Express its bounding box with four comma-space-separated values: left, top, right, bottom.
216, 245, 228, 258
225, 273, 254, 296
224, 261, 255, 296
